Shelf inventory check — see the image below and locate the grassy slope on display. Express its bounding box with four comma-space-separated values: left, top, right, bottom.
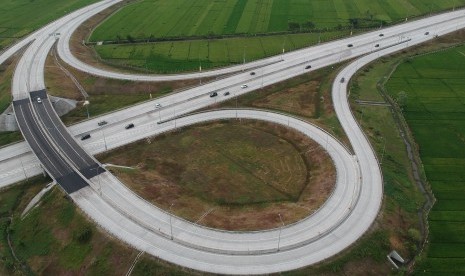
90, 0, 464, 41
0, 0, 99, 49
386, 45, 465, 274
0, 178, 138, 275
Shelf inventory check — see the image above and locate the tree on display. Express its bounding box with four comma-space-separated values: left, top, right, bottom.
302, 21, 315, 30
288, 22, 300, 32
126, 34, 135, 43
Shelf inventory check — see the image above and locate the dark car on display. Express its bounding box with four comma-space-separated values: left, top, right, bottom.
81, 134, 91, 140
305, 65, 312, 69
224, 91, 230, 96
347, 44, 353, 47
250, 72, 256, 75
125, 123, 135, 129
379, 33, 384, 37
425, 31, 429, 35
375, 44, 380, 47
98, 120, 107, 126
210, 92, 218, 97
340, 77, 345, 83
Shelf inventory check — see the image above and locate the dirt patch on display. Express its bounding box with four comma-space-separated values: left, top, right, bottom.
101, 120, 336, 231
253, 80, 319, 117
343, 258, 391, 275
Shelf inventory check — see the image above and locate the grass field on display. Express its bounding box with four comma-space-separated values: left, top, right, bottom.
90, 0, 465, 42
100, 121, 335, 230
0, 179, 139, 275
88, 0, 465, 73
0, 0, 98, 49
94, 31, 349, 73
386, 45, 465, 274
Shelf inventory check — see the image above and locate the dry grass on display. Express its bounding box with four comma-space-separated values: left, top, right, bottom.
100, 120, 336, 231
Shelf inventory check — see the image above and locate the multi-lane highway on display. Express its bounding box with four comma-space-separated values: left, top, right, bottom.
1, 0, 465, 274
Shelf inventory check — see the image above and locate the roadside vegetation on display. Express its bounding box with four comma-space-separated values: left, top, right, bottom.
0, 0, 98, 50
86, 0, 465, 73
0, 177, 162, 275
385, 44, 465, 274
43, 50, 197, 126
0, 51, 23, 147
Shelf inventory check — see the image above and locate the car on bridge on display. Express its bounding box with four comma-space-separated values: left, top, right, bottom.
210, 92, 218, 97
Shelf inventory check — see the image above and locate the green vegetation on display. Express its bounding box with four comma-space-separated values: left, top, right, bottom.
90, 0, 464, 42
0, 131, 22, 147
0, 178, 137, 275
386, 45, 465, 274
90, 0, 465, 74
0, 0, 99, 49
95, 31, 348, 73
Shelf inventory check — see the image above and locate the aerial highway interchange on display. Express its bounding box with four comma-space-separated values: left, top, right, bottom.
0, 0, 465, 273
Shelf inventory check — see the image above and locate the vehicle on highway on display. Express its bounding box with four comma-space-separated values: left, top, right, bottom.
340, 77, 345, 83
347, 44, 353, 47
305, 65, 312, 69
425, 31, 429, 35
98, 120, 107, 126
210, 92, 218, 97
81, 134, 91, 140
375, 44, 380, 47
224, 91, 230, 96
250, 72, 255, 75
37, 97, 42, 104
241, 84, 248, 89
125, 123, 135, 129
379, 33, 384, 37
155, 103, 162, 108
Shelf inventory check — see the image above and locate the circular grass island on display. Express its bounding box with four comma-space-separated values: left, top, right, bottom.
99, 120, 336, 231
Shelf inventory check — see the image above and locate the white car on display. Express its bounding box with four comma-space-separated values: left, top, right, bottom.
241, 84, 248, 89
37, 97, 42, 103
155, 103, 162, 108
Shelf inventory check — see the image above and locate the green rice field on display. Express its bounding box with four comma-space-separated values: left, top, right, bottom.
94, 31, 349, 73
0, 0, 98, 49
90, 0, 465, 42
386, 45, 465, 274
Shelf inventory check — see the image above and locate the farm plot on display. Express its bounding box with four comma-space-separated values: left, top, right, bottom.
94, 31, 348, 73
0, 0, 98, 49
386, 45, 465, 274
90, 0, 465, 42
